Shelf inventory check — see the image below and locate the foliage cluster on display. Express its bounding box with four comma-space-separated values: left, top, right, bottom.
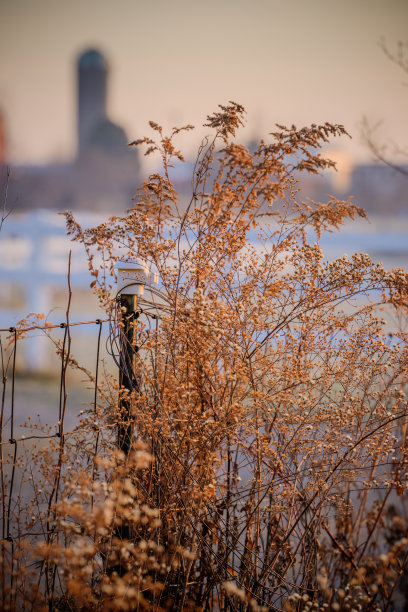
1, 103, 408, 610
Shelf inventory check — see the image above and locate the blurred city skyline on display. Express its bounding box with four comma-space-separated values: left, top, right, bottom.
0, 0, 407, 170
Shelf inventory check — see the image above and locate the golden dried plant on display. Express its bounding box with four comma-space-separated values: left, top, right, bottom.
1, 103, 408, 611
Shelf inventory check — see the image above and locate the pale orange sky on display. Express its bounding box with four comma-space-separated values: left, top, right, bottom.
0, 0, 407, 167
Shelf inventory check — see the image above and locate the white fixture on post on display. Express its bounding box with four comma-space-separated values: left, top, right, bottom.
114, 258, 158, 296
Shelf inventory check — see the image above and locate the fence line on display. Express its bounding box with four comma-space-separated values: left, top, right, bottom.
0, 317, 111, 334
0, 315, 114, 572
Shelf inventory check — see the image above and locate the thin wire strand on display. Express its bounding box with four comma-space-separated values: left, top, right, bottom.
0, 318, 111, 334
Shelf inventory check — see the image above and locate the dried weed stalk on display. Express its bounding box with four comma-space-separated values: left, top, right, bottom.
1, 103, 408, 611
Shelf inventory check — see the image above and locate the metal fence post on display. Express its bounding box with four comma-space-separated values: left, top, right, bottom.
118, 292, 138, 454
115, 259, 157, 454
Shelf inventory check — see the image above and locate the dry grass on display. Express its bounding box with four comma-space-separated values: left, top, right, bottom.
1, 103, 408, 611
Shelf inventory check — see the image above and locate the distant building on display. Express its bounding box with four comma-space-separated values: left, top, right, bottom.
293, 159, 408, 218
350, 164, 408, 216
0, 50, 407, 216
78, 49, 108, 155
77, 48, 130, 160
0, 48, 140, 213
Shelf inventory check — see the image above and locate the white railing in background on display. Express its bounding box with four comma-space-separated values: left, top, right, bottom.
0, 210, 106, 370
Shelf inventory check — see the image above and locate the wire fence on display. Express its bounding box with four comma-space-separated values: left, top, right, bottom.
0, 317, 110, 440
0, 273, 177, 608
0, 284, 162, 546
0, 302, 143, 597
0, 299, 137, 612
0, 316, 112, 546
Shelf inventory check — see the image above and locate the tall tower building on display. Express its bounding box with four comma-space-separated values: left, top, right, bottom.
77, 49, 108, 155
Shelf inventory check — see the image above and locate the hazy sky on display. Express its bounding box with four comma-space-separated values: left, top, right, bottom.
0, 0, 407, 167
